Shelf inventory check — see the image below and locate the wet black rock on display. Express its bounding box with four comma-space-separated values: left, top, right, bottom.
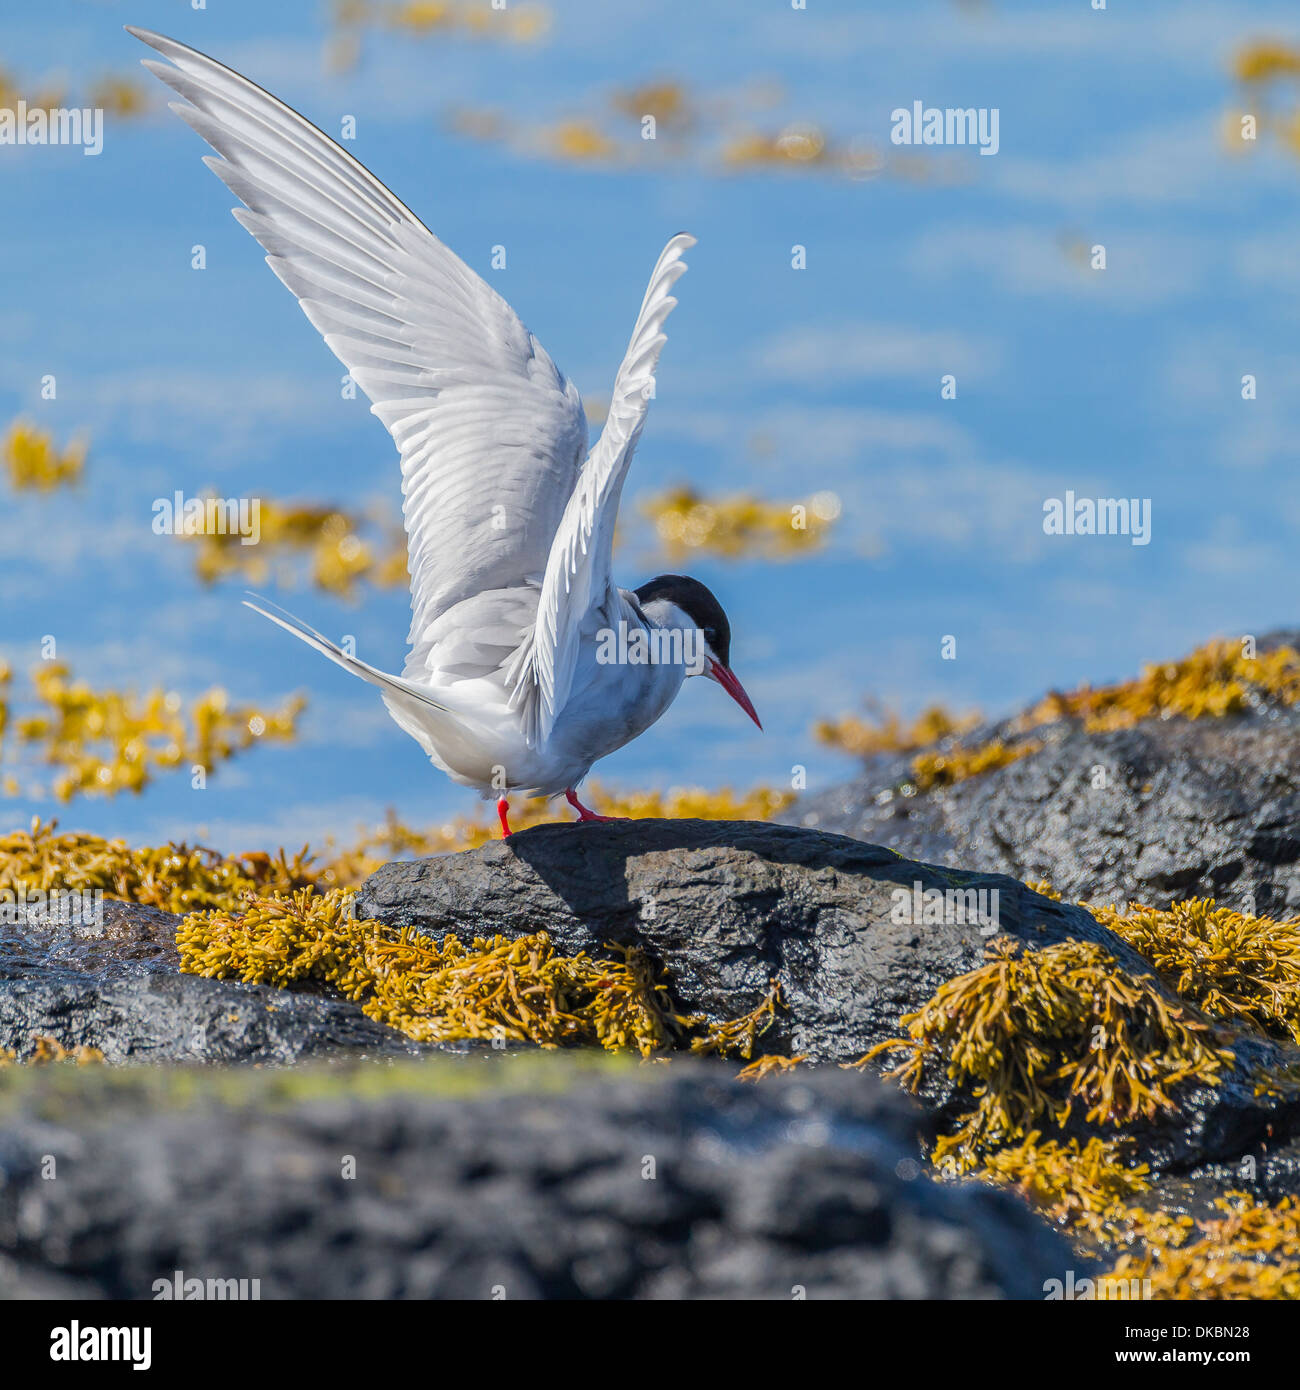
788, 722, 1300, 918
0, 1059, 1076, 1299
357, 819, 1134, 1064
784, 631, 1300, 917
0, 899, 421, 1064
8, 820, 1299, 1182
355, 819, 1300, 1173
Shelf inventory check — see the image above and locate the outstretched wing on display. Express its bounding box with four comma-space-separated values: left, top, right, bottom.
130, 28, 589, 671
517, 234, 694, 744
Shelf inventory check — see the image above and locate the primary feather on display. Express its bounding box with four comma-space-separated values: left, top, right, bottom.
128, 26, 588, 649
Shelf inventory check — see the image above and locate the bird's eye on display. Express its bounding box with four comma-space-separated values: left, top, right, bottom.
703, 627, 717, 647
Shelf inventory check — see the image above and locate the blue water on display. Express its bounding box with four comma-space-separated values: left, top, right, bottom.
3, 0, 1297, 853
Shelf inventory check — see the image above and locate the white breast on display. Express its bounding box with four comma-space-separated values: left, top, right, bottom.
392, 587, 690, 796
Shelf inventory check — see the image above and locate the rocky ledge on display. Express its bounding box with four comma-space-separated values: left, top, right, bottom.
357, 819, 1123, 1062
355, 819, 1300, 1177
0, 1059, 1073, 1300
5, 807, 1300, 1297
784, 634, 1300, 916
0, 899, 423, 1065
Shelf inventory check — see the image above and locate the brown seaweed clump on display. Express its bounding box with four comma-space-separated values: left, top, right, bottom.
3, 419, 85, 492
1092, 899, 1300, 1046
0, 1036, 103, 1066
819, 636, 1300, 794
854, 937, 1233, 1173
689, 980, 783, 1060
1020, 637, 1300, 733
0, 818, 317, 915
852, 889, 1300, 1297
177, 889, 779, 1060
184, 497, 408, 600
975, 1133, 1160, 1246
736, 1053, 807, 1083
814, 704, 981, 760
813, 703, 1021, 793
1106, 1194, 1300, 1299
177, 888, 685, 1055
907, 738, 1041, 792
0, 787, 795, 918
1028, 882, 1300, 1048
5, 663, 303, 802
642, 484, 839, 561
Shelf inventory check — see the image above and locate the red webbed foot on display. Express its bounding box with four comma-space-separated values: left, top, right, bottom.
565, 788, 628, 824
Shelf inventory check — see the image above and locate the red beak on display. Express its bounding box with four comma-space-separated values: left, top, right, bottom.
707, 659, 762, 730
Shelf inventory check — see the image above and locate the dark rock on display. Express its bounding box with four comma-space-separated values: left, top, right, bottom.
7, 818, 1298, 1184
355, 819, 1300, 1174
785, 632, 1300, 917
0, 1059, 1076, 1299
1120, 1126, 1300, 1242
0, 899, 422, 1064
357, 819, 1133, 1062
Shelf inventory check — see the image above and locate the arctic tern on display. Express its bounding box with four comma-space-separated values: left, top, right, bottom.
130, 28, 762, 835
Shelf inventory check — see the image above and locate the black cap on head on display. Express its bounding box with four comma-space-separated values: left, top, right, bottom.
633, 573, 732, 668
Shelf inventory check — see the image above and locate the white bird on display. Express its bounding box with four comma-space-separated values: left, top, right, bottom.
131, 28, 762, 836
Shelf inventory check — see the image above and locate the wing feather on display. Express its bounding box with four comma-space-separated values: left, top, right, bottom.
519, 233, 695, 742
130, 28, 588, 674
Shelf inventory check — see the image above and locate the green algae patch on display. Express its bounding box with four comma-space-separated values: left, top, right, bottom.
854, 937, 1234, 1174
0, 1049, 646, 1127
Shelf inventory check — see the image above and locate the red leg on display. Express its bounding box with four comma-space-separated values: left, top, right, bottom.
565, 788, 627, 823
496, 796, 512, 838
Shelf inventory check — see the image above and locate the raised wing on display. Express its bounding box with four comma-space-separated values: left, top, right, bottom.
129, 28, 589, 670
519, 233, 694, 743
